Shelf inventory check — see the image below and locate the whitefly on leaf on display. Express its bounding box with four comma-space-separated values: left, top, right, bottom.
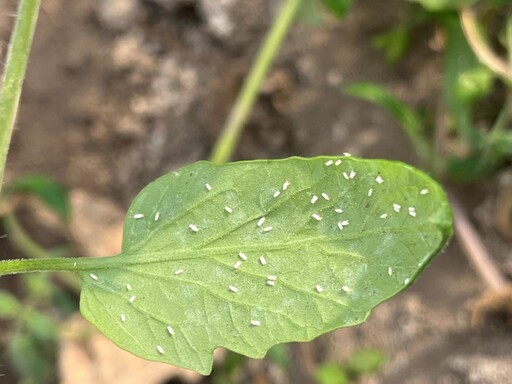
78, 156, 453, 374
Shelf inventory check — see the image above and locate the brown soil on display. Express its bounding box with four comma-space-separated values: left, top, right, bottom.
1, 0, 511, 383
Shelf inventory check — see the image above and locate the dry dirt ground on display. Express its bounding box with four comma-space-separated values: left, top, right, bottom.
1, 0, 511, 383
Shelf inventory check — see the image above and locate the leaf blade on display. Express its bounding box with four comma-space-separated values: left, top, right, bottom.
79, 157, 452, 374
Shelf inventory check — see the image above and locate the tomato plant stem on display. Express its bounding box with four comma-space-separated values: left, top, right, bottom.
210, 0, 303, 164
0, 0, 41, 191
0, 254, 120, 277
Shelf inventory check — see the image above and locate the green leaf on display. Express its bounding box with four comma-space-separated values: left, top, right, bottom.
78, 157, 452, 375
0, 290, 21, 318
315, 363, 349, 384
344, 83, 432, 164
320, 0, 353, 19
372, 25, 411, 64
344, 348, 385, 375
455, 65, 494, 103
7, 174, 70, 221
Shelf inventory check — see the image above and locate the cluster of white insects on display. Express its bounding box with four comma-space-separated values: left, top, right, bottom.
88, 157, 431, 356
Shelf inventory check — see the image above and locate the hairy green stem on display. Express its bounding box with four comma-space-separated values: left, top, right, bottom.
209, 0, 303, 163
0, 0, 41, 191
3, 213, 82, 291
0, 255, 121, 277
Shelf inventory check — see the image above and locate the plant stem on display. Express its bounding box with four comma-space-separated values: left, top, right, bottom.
209, 0, 303, 164
460, 7, 512, 84
0, 0, 41, 192
0, 255, 120, 277
450, 194, 507, 291
3, 213, 82, 291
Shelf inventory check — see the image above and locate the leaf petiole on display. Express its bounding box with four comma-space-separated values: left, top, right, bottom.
0, 255, 119, 277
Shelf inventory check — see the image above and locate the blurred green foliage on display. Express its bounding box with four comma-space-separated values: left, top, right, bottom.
409, 0, 477, 11
6, 174, 71, 221
346, 1, 512, 181
314, 348, 385, 384
320, 0, 353, 18
1, 175, 75, 383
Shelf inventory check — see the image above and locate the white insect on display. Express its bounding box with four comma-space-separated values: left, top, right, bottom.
156, 345, 165, 354
167, 325, 175, 336
341, 220, 349, 226
311, 195, 319, 204
325, 160, 334, 166
337, 222, 344, 231
349, 170, 356, 179
388, 267, 393, 276
315, 284, 324, 293
380, 213, 388, 219
273, 190, 281, 198
312, 213, 322, 221
175, 269, 184, 275
343, 172, 350, 180
154, 212, 160, 221
205, 183, 212, 191
228, 285, 239, 293
343, 152, 352, 157
120, 314, 126, 323
224, 206, 233, 213
126, 283, 132, 291
129, 295, 136, 304
368, 188, 373, 197
282, 181, 290, 190
263, 226, 273, 232
408, 207, 417, 217
341, 285, 351, 293
267, 275, 277, 281
267, 280, 276, 286
404, 278, 410, 285
89, 273, 98, 281
376, 175, 384, 184
233, 261, 242, 269
321, 192, 330, 200
420, 188, 429, 195
335, 159, 342, 166
257, 217, 266, 227
239, 252, 248, 261
334, 208, 343, 213
251, 319, 261, 326
393, 203, 401, 213
189, 224, 199, 232
133, 214, 144, 219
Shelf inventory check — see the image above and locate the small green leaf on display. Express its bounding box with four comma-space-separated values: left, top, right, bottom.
320, 0, 353, 19
78, 157, 452, 374
455, 66, 494, 104
0, 290, 21, 318
7, 174, 70, 221
344, 348, 385, 375
315, 363, 349, 384
372, 25, 411, 64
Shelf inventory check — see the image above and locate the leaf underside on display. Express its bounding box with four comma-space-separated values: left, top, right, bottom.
78, 157, 452, 374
